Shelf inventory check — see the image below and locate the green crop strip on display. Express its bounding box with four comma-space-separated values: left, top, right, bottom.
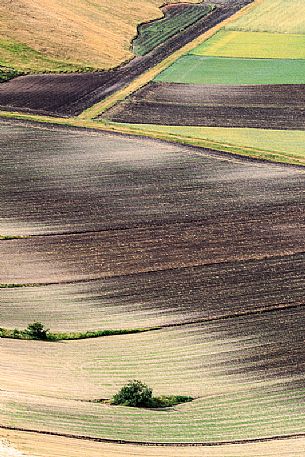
155, 55, 305, 85
133, 4, 213, 56
0, 326, 160, 342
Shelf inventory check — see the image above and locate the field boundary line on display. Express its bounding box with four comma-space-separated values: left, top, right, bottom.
1, 110, 305, 168
0, 424, 305, 447
77, 0, 260, 120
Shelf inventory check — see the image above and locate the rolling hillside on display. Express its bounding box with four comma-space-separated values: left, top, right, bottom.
0, 0, 200, 72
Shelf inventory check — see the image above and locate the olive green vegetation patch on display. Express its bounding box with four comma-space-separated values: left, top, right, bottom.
0, 38, 95, 73
133, 4, 213, 56
226, 0, 305, 34
118, 123, 305, 165
0, 66, 22, 82
191, 30, 305, 60
154, 55, 305, 85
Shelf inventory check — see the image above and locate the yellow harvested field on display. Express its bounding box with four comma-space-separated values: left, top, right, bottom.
0, 0, 199, 72
227, 0, 305, 34
1, 430, 305, 457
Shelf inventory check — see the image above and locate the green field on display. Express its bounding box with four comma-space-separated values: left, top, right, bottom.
117, 123, 305, 165
191, 30, 305, 60
226, 0, 305, 34
155, 55, 305, 85
133, 4, 213, 56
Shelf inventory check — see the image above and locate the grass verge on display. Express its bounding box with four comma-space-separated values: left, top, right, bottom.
0, 326, 159, 342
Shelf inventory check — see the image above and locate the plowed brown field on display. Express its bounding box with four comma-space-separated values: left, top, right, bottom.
106, 82, 305, 129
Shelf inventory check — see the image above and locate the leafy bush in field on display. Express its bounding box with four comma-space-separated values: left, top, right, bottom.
26, 322, 49, 340
0, 66, 21, 82
112, 380, 153, 407
111, 380, 193, 408
133, 4, 213, 56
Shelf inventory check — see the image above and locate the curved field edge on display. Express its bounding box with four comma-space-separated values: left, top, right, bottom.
0, 113, 304, 167
2, 431, 305, 457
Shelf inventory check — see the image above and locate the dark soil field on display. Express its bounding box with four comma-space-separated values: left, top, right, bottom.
106, 82, 305, 129
1, 253, 304, 331
0, 0, 251, 117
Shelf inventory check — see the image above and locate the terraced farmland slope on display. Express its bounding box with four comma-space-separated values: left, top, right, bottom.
0, 121, 304, 450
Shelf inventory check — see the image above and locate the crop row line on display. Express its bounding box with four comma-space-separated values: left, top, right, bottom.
0, 424, 305, 447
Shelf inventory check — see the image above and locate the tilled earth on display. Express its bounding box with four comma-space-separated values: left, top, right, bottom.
106, 82, 305, 129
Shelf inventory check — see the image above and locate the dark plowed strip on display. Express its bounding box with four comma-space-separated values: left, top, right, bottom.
0, 1, 252, 116
1, 121, 304, 236
0, 214, 304, 284
106, 82, 305, 129
0, 253, 304, 331
127, 83, 305, 107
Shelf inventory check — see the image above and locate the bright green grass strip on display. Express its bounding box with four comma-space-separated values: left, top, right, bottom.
226, 0, 305, 34
133, 4, 213, 56
191, 30, 305, 60
155, 55, 305, 85
117, 123, 305, 165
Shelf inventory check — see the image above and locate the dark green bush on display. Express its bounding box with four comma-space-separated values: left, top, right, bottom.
26, 322, 49, 340
111, 381, 193, 408
112, 380, 153, 407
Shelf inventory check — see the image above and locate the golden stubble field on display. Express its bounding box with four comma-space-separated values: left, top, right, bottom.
0, 0, 200, 71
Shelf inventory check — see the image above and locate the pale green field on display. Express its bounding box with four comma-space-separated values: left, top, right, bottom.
191, 30, 305, 59
119, 124, 305, 165
226, 0, 305, 34
0, 309, 305, 442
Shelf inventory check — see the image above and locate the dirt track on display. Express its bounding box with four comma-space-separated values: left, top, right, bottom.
0, 0, 251, 116
107, 82, 305, 129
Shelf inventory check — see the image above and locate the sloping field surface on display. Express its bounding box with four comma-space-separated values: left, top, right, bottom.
1, 253, 304, 331
3, 431, 305, 457
155, 55, 305, 85
106, 82, 305, 130
226, 0, 305, 33
190, 30, 305, 59
121, 123, 305, 164
0, 0, 200, 72
2, 121, 304, 236
1, 122, 305, 445
1, 308, 305, 441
